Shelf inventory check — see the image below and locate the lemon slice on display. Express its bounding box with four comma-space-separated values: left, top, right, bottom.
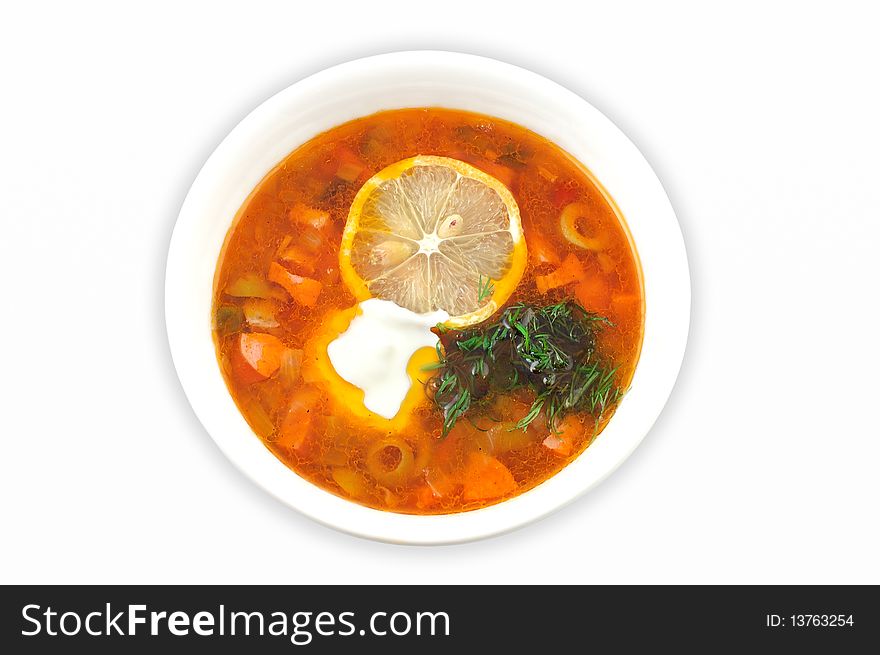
339, 155, 527, 327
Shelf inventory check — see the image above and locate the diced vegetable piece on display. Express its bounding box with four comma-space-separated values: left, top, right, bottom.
289, 203, 330, 230
277, 385, 321, 449
332, 467, 368, 498
300, 351, 324, 383
487, 421, 535, 453
382, 487, 402, 508
481, 396, 547, 452
278, 348, 304, 387
316, 261, 340, 285
424, 467, 458, 499
535, 253, 585, 293
335, 146, 367, 182
560, 202, 605, 250
268, 262, 323, 307
543, 415, 584, 457
276, 234, 293, 253
243, 398, 275, 440
337, 161, 365, 182
278, 243, 317, 274
597, 252, 616, 274
524, 229, 561, 266
242, 298, 280, 329
574, 276, 612, 312
434, 420, 476, 468
322, 447, 348, 467
298, 225, 325, 253
224, 273, 274, 299
542, 434, 571, 456
461, 453, 517, 501
214, 304, 244, 337
232, 332, 285, 384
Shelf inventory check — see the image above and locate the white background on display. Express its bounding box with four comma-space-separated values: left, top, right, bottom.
1, 0, 878, 584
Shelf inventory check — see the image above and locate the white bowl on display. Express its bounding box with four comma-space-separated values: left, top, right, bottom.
165, 51, 690, 544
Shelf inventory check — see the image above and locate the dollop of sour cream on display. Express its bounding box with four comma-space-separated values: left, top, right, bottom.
327, 299, 449, 419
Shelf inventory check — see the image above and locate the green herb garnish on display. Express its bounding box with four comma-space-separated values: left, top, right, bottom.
477, 275, 495, 302
427, 300, 622, 436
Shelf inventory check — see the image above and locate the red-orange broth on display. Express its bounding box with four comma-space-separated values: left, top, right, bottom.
212, 108, 644, 514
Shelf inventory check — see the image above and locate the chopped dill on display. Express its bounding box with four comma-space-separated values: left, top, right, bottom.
477, 275, 495, 302
427, 299, 622, 436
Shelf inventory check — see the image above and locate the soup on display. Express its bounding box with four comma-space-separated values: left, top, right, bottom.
212, 107, 643, 514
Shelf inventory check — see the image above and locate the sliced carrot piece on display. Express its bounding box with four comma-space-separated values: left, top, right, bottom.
232, 332, 285, 384
535, 253, 585, 294
574, 275, 612, 312
268, 262, 323, 307
461, 453, 517, 501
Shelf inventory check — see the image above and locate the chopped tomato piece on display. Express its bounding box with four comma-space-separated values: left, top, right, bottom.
535, 253, 585, 293
268, 262, 323, 307
461, 453, 517, 501
232, 332, 285, 384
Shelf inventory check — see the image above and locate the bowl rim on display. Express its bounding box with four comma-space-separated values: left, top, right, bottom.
165, 50, 690, 544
